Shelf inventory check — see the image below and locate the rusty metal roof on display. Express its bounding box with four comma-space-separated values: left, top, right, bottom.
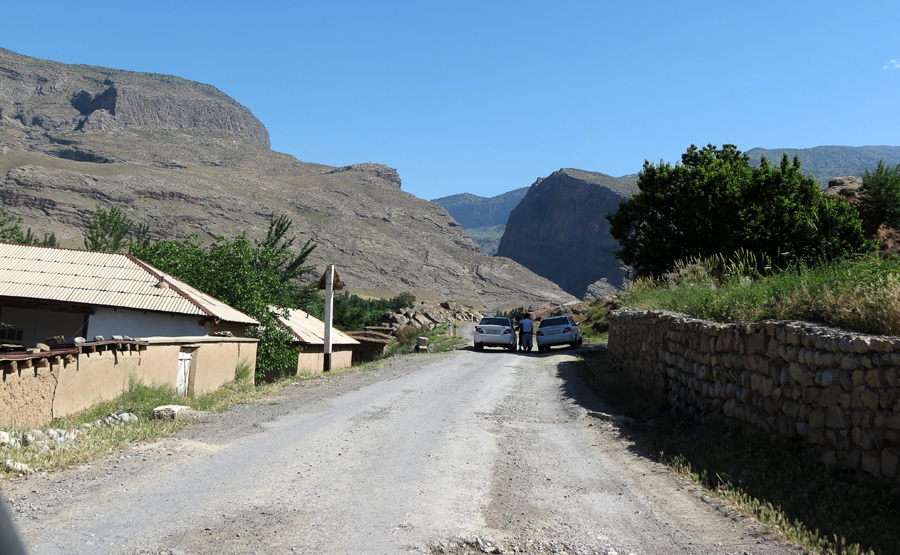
0, 243, 258, 325
275, 307, 359, 346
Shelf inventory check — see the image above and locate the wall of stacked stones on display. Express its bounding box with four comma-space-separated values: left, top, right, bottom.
608, 310, 900, 485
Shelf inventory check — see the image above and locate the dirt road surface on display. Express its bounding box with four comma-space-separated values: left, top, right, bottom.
2, 343, 805, 555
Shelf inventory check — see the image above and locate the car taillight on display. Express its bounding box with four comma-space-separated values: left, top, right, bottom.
503, 328, 513, 334
536, 330, 544, 336
475, 327, 484, 334
563, 327, 572, 333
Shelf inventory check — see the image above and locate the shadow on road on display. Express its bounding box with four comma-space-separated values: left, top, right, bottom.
552, 342, 612, 414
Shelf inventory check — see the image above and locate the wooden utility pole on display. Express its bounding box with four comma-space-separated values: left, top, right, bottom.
317, 265, 343, 372
324, 265, 334, 372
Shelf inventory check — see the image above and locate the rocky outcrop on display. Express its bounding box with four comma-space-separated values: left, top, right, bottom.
380, 300, 482, 332
0, 48, 575, 310
495, 169, 637, 299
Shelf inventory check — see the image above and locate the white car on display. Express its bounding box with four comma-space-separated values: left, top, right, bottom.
535, 315, 583, 353
473, 317, 517, 351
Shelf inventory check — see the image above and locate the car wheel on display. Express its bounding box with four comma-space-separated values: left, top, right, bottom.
509, 343, 516, 352
474, 343, 483, 351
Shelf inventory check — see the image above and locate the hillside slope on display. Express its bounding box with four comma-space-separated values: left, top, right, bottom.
0, 48, 574, 310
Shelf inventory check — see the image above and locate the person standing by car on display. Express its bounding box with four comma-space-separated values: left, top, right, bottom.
519, 313, 534, 352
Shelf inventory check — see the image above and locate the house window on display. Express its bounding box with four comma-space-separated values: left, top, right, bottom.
0, 328, 23, 344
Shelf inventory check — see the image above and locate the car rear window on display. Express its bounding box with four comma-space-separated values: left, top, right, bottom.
479, 317, 511, 326
539, 316, 568, 327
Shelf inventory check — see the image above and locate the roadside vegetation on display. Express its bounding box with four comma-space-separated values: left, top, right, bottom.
577, 145, 900, 555
0, 372, 277, 476
618, 253, 900, 336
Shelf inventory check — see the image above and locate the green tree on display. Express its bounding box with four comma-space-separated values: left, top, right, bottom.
131, 216, 318, 379
859, 160, 900, 229
303, 291, 417, 331
607, 144, 872, 278
0, 207, 58, 246
83, 206, 134, 252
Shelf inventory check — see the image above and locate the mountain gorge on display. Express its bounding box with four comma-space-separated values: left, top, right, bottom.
431, 188, 528, 255
0, 48, 575, 310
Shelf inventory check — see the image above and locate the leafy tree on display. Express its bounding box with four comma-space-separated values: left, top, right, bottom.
83, 206, 134, 252
0, 207, 58, 246
607, 144, 873, 278
390, 292, 416, 310
304, 291, 417, 331
859, 160, 900, 229
131, 216, 318, 378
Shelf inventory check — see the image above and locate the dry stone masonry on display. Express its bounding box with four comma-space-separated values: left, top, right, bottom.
608, 310, 900, 485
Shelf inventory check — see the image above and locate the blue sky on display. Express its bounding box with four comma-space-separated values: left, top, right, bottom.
3, 1, 899, 200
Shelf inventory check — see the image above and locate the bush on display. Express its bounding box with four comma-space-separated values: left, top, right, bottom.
304, 291, 417, 331
608, 144, 873, 278
860, 160, 900, 229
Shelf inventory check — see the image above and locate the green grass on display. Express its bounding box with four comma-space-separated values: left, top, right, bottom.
381, 323, 466, 358
579, 346, 900, 555
618, 254, 900, 335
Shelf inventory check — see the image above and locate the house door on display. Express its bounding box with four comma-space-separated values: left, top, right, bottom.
176, 349, 193, 396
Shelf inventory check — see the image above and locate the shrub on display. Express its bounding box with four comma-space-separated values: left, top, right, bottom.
860, 160, 900, 229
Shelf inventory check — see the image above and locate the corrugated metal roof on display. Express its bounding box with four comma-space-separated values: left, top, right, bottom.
275, 308, 359, 346
0, 243, 258, 325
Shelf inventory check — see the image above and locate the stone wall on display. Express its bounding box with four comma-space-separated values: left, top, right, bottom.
608, 310, 900, 485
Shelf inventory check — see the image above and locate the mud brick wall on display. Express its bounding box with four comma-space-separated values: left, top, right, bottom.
608, 310, 900, 485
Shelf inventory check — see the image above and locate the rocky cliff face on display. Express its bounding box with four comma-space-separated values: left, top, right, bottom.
0, 48, 574, 310
495, 168, 637, 299
0, 48, 270, 149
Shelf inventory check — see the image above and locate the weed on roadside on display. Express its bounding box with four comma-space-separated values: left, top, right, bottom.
381, 324, 466, 358
0, 374, 284, 477
578, 350, 899, 555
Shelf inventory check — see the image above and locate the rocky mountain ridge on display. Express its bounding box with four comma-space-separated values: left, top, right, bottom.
0, 48, 575, 310
496, 168, 638, 299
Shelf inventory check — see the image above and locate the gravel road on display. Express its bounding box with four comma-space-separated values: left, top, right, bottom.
2, 342, 806, 555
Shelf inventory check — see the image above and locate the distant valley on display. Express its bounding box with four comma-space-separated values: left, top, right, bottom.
431, 187, 528, 255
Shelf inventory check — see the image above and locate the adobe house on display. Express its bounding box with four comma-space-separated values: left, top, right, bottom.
275, 308, 358, 373
0, 243, 259, 427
